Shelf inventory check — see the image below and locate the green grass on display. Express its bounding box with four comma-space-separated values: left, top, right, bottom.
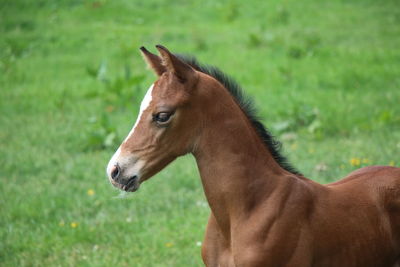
1, 0, 399, 265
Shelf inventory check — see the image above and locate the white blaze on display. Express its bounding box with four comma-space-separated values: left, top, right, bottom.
106, 84, 154, 176
124, 83, 154, 142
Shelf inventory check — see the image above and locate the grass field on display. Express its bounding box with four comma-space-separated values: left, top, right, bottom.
1, 0, 400, 266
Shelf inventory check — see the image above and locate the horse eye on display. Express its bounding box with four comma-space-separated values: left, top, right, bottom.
154, 112, 172, 124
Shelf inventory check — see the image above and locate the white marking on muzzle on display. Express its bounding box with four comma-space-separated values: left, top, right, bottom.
106, 84, 154, 177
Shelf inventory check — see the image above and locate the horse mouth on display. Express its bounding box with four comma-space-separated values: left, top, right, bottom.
113, 176, 139, 192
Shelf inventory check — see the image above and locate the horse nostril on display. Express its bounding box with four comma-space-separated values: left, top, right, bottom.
111, 164, 121, 180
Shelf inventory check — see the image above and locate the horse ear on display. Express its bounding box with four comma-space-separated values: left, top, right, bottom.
140, 46, 166, 76
155, 45, 197, 83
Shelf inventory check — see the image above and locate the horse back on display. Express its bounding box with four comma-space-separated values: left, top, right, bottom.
311, 166, 400, 266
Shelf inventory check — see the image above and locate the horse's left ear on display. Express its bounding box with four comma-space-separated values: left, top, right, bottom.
156, 45, 198, 83
140, 46, 166, 76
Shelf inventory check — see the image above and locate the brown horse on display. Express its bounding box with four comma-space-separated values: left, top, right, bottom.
106, 45, 400, 266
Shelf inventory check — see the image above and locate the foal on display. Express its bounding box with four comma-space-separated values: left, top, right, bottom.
106, 45, 400, 266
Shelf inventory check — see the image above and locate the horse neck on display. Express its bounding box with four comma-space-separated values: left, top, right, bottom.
192, 80, 294, 239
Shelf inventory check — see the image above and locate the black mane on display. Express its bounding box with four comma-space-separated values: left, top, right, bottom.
177, 54, 301, 175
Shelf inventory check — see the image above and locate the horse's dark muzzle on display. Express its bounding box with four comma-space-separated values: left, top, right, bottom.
124, 176, 138, 189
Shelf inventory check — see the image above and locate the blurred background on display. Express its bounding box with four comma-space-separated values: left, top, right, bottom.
1, 0, 399, 265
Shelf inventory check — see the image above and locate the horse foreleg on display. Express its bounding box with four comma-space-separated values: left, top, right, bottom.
202, 213, 234, 267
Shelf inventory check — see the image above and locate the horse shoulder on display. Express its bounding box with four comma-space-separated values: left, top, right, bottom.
231, 176, 317, 266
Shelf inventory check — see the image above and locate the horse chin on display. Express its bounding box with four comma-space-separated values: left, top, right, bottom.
110, 176, 141, 193
123, 183, 140, 192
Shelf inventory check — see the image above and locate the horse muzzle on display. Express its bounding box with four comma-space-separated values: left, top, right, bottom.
108, 164, 140, 192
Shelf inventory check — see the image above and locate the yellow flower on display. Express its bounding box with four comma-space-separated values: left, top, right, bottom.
87, 189, 95, 196
349, 158, 361, 166
165, 242, 173, 248
389, 161, 395, 166
71, 222, 78, 228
